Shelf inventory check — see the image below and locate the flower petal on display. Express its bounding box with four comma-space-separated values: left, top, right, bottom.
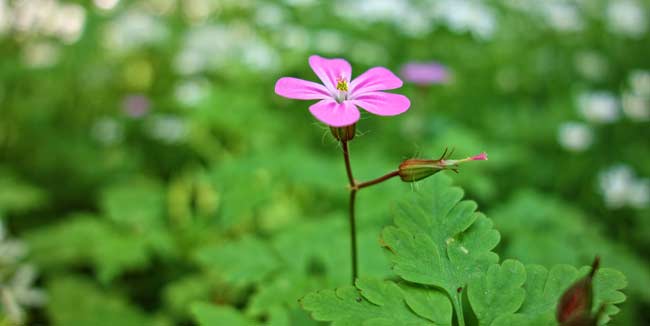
309, 55, 352, 92
274, 77, 331, 100
308, 100, 360, 127
351, 92, 410, 116
350, 67, 403, 96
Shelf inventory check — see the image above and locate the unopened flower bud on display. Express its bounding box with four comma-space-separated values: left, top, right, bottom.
398, 149, 488, 182
330, 124, 356, 141
557, 257, 600, 326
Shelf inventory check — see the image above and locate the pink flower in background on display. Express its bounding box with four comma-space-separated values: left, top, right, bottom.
122, 94, 151, 118
275, 55, 410, 127
399, 61, 449, 85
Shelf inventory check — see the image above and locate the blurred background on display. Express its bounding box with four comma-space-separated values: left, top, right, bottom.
1, 0, 649, 325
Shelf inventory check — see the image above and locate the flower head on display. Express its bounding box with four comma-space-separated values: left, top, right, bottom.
557, 257, 600, 326
275, 55, 410, 127
399, 61, 449, 85
398, 149, 488, 182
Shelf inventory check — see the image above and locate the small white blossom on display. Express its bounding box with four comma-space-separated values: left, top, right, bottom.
607, 0, 648, 38
578, 91, 620, 123
103, 9, 168, 54
91, 117, 124, 145
599, 165, 650, 209
542, 2, 583, 32
558, 122, 593, 152
629, 70, 650, 97
146, 114, 188, 144
574, 51, 608, 82
622, 92, 650, 121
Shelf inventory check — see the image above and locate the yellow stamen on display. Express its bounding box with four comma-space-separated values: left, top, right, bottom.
336, 78, 348, 91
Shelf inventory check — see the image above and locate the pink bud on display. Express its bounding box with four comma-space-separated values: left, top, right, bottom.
470, 152, 488, 161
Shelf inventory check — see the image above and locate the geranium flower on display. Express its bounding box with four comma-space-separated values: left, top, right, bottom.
399, 61, 449, 85
275, 55, 410, 127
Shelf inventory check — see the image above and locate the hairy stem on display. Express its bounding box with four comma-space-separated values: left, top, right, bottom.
341, 141, 358, 284
356, 170, 400, 190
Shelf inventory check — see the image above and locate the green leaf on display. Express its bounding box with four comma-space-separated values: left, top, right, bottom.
490, 264, 627, 326
191, 302, 256, 326
25, 215, 150, 282
381, 174, 500, 310
468, 259, 527, 325
0, 168, 46, 214
301, 278, 451, 326
193, 236, 280, 287
47, 277, 153, 326
100, 179, 165, 230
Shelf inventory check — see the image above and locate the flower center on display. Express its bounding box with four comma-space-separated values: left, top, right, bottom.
334, 76, 349, 103
335, 77, 348, 92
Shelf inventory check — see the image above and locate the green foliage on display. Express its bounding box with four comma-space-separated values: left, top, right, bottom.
468, 260, 527, 325
381, 174, 500, 312
194, 236, 280, 287
489, 265, 627, 326
301, 278, 451, 326
47, 277, 159, 326
302, 175, 627, 325
191, 302, 255, 326
1, 0, 648, 324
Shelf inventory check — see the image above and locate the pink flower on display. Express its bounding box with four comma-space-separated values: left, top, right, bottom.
274, 55, 410, 127
122, 94, 151, 118
399, 61, 449, 85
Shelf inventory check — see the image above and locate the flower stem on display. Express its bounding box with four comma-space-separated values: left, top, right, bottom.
340, 141, 358, 285
356, 170, 400, 190
453, 292, 466, 326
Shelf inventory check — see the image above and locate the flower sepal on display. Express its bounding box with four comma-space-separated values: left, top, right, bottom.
330, 124, 356, 142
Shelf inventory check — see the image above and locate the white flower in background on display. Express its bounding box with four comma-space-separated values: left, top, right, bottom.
574, 51, 608, 82
241, 40, 278, 72
283, 0, 316, 7
0, 0, 11, 36
181, 0, 219, 23
146, 114, 188, 144
49, 2, 86, 43
599, 165, 650, 209
0, 222, 27, 265
254, 3, 286, 29
174, 79, 209, 108
542, 2, 583, 32
628, 179, 650, 209
91, 117, 124, 145
557, 122, 593, 152
351, 42, 388, 66
21, 41, 61, 68
93, 0, 120, 11
398, 8, 433, 37
103, 9, 168, 54
141, 0, 176, 16
334, 0, 409, 24
1, 265, 47, 324
622, 92, 650, 121
578, 91, 620, 123
175, 24, 277, 75
607, 0, 648, 38
277, 25, 309, 51
629, 70, 650, 97
433, 0, 496, 40
313, 29, 346, 54
1, 221, 46, 324
9, 0, 86, 43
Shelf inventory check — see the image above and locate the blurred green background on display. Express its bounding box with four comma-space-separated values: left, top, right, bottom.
1, 0, 649, 325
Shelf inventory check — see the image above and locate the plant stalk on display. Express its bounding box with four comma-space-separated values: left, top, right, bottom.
341, 141, 358, 284
339, 142, 400, 285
